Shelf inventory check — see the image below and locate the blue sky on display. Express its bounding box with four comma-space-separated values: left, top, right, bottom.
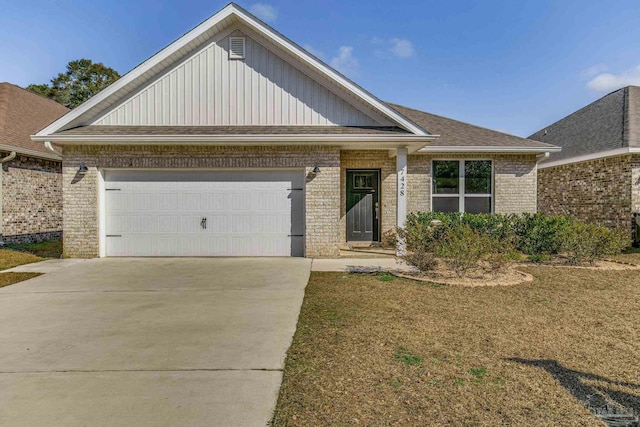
2, 0, 640, 136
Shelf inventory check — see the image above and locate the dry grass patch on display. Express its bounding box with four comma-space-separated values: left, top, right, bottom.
273, 268, 640, 426
0, 273, 41, 288
0, 249, 43, 271
5, 239, 62, 259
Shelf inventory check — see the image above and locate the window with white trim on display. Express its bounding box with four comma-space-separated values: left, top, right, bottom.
432, 160, 493, 213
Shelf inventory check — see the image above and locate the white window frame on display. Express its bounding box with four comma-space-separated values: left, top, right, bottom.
431, 159, 494, 213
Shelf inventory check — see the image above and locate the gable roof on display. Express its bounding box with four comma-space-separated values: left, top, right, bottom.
34, 3, 428, 138
528, 86, 640, 161
0, 83, 68, 159
389, 103, 559, 152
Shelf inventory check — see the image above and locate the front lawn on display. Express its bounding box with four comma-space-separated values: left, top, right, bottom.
0, 249, 43, 271
0, 272, 41, 288
272, 266, 640, 426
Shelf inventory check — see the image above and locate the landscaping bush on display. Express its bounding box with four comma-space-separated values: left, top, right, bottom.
402, 247, 437, 272
511, 213, 572, 256
434, 224, 500, 276
557, 221, 631, 265
400, 212, 631, 270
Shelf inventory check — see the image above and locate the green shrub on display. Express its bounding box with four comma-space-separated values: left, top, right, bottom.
511, 213, 572, 256
402, 247, 437, 272
558, 221, 630, 265
434, 225, 497, 276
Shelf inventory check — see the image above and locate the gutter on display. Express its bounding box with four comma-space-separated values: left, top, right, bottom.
0, 143, 61, 161
44, 141, 63, 157
418, 146, 561, 154
0, 151, 17, 245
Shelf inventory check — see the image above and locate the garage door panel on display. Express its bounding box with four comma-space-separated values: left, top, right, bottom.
105, 170, 304, 257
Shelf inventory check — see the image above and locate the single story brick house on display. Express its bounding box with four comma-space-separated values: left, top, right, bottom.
530, 86, 639, 233
0, 83, 68, 244
33, 3, 558, 258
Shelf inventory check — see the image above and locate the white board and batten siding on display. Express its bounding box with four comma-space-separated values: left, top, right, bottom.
93, 30, 388, 127
104, 170, 305, 257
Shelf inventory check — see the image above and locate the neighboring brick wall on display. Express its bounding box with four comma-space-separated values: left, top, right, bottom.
2, 154, 62, 244
632, 155, 640, 214
340, 151, 396, 243
537, 155, 632, 230
407, 153, 538, 214
62, 145, 340, 258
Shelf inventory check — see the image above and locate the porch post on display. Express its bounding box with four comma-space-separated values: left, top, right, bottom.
396, 146, 408, 256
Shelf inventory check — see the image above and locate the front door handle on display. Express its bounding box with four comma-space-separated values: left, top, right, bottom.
201, 217, 207, 230
374, 202, 380, 220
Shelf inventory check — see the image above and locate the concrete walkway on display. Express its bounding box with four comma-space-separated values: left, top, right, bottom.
0, 258, 310, 427
311, 257, 419, 273
2, 258, 86, 273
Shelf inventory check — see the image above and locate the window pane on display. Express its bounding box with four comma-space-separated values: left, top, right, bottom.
433, 197, 460, 213
465, 160, 492, 194
464, 197, 491, 214
433, 161, 459, 194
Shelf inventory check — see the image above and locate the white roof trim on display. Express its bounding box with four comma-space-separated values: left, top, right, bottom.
0, 144, 61, 161
35, 3, 427, 138
34, 134, 435, 144
418, 146, 561, 154
538, 147, 640, 169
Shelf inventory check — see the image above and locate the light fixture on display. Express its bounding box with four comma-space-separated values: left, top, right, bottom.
78, 164, 88, 175
312, 165, 321, 174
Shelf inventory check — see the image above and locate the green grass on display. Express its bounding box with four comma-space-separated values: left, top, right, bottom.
5, 239, 62, 259
393, 347, 423, 366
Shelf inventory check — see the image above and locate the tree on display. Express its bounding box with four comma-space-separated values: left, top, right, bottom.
26, 59, 121, 108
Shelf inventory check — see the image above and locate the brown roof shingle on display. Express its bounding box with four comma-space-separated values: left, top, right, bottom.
0, 83, 68, 156
388, 103, 558, 149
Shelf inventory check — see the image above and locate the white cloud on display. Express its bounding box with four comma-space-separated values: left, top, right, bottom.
390, 38, 415, 58
587, 64, 640, 92
249, 3, 277, 23
371, 37, 415, 59
330, 46, 359, 77
581, 64, 608, 79
303, 44, 326, 61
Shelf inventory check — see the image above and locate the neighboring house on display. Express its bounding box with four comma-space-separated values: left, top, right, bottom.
32, 3, 558, 258
0, 83, 68, 244
530, 86, 640, 233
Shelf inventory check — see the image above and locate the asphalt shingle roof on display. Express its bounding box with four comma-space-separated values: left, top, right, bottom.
0, 83, 68, 156
528, 86, 640, 160
387, 103, 558, 149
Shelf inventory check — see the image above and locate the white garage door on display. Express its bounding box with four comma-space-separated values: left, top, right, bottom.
104, 170, 305, 257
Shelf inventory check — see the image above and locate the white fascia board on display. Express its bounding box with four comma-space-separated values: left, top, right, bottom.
0, 144, 61, 161
36, 4, 428, 137
538, 147, 640, 169
34, 134, 435, 147
417, 146, 561, 154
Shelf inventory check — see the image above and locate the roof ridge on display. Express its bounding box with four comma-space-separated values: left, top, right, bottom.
387, 102, 533, 141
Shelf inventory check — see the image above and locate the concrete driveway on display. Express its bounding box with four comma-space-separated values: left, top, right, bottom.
0, 258, 311, 427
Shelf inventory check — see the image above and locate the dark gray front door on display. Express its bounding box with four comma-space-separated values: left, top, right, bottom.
346, 170, 380, 242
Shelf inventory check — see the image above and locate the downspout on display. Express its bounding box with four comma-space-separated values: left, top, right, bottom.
45, 141, 63, 157
536, 152, 550, 163
0, 151, 17, 245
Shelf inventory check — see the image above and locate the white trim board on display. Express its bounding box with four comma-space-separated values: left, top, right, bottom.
418, 146, 559, 154
538, 147, 640, 169
34, 4, 428, 137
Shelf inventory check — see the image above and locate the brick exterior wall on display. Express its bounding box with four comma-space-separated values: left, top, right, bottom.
62, 145, 341, 258
63, 146, 539, 258
407, 153, 538, 215
1, 154, 62, 244
537, 155, 633, 230
632, 155, 640, 214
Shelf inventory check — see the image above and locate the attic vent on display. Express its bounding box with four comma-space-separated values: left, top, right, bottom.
229, 37, 246, 59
